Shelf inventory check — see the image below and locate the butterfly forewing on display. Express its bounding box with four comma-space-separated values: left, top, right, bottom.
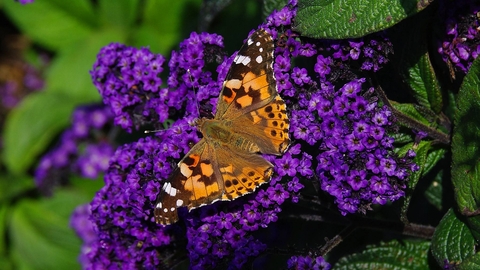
215, 29, 277, 120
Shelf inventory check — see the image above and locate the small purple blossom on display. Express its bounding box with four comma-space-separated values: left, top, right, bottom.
437, 1, 480, 73
288, 254, 331, 270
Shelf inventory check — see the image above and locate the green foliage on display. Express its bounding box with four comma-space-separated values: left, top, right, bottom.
9, 189, 89, 270
431, 209, 476, 266
296, 0, 430, 39
3, 93, 78, 173
452, 58, 480, 216
335, 240, 431, 269
1, 0, 201, 175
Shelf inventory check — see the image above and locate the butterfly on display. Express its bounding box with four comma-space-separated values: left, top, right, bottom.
154, 29, 290, 225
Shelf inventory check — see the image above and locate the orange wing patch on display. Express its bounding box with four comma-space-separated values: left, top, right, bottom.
219, 153, 273, 200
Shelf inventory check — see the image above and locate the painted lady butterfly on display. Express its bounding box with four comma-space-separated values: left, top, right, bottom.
154, 29, 290, 225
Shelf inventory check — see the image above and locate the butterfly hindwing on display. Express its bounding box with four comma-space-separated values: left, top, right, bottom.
154, 140, 224, 225
231, 94, 290, 155
210, 145, 274, 200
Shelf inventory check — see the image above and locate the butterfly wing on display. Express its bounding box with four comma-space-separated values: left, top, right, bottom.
215, 29, 277, 120
154, 139, 224, 225
212, 145, 274, 200
154, 138, 273, 224
231, 94, 290, 155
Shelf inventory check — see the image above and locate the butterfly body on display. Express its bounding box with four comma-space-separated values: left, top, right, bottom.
199, 118, 262, 153
155, 29, 290, 225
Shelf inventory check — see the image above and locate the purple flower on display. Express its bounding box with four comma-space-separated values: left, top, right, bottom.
288, 254, 331, 270
91, 44, 168, 132
314, 55, 332, 78
437, 1, 480, 73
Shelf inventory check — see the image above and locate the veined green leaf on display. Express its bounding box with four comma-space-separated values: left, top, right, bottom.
296, 0, 431, 39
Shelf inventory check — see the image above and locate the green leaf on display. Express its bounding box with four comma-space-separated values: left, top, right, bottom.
70, 176, 106, 199
0, 256, 13, 270
98, 0, 139, 30
197, 0, 234, 31
335, 240, 431, 269
390, 131, 413, 144
431, 209, 476, 266
2, 0, 96, 51
9, 189, 88, 270
2, 92, 78, 174
399, 141, 429, 222
137, 0, 201, 54
391, 102, 431, 127
262, 0, 288, 19
0, 174, 35, 203
405, 141, 430, 190
132, 24, 180, 55
0, 203, 8, 255
466, 216, 480, 244
459, 254, 480, 270
407, 53, 443, 114
425, 170, 444, 210
451, 58, 480, 216
422, 147, 446, 178
387, 3, 441, 112
45, 28, 126, 100
296, 0, 431, 39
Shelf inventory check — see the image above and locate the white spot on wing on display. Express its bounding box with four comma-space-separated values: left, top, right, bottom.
156, 202, 162, 208
163, 208, 168, 213
256, 41, 260, 46
176, 199, 184, 207
162, 182, 178, 196
170, 207, 175, 212
247, 38, 253, 45
259, 47, 263, 52
256, 55, 263, 63
234, 55, 251, 66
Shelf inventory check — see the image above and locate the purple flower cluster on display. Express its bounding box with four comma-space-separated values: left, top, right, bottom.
315, 89, 415, 214
34, 105, 115, 194
263, 1, 416, 215
86, 135, 177, 268
437, 1, 480, 73
185, 146, 305, 268
91, 44, 166, 132
287, 254, 331, 270
79, 0, 418, 268
90, 32, 224, 132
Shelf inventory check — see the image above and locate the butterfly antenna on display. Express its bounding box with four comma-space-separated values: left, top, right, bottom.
144, 120, 175, 135
186, 69, 201, 118
144, 129, 165, 134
